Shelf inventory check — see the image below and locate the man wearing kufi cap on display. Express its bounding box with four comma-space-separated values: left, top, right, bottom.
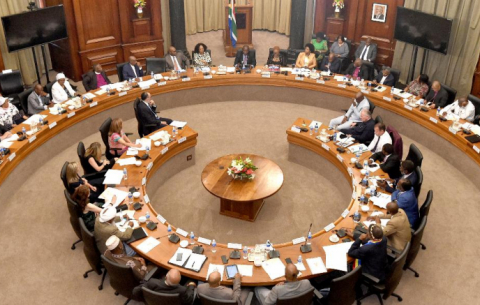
51, 72, 78, 104
94, 206, 135, 255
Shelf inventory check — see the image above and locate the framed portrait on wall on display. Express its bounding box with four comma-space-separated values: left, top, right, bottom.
372, 3, 387, 23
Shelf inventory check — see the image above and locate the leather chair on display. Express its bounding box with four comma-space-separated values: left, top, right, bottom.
413, 166, 423, 198
102, 255, 141, 304
389, 68, 401, 87
404, 216, 427, 277
375, 115, 383, 124
18, 88, 34, 115
146, 58, 167, 74
317, 265, 362, 305
418, 190, 433, 250
191, 49, 212, 65
60, 161, 70, 191
116, 62, 128, 82
133, 98, 157, 138
267, 48, 288, 66
79, 217, 107, 290
81, 73, 90, 92
386, 126, 403, 160
368, 99, 376, 114
199, 292, 254, 305
468, 94, 480, 117
142, 287, 182, 305
359, 242, 411, 305
362, 62, 375, 81
64, 189, 82, 250
44, 81, 55, 100
77, 141, 107, 179
405, 143, 423, 168
99, 117, 120, 160
441, 83, 457, 106
277, 287, 315, 305
0, 70, 24, 108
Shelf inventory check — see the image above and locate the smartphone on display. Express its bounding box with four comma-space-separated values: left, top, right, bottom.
221, 255, 229, 264
176, 253, 183, 261
285, 258, 293, 264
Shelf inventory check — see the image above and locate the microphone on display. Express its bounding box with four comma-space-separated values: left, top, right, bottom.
300, 223, 313, 253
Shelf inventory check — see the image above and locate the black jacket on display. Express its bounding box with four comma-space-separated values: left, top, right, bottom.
123, 64, 144, 80
348, 237, 388, 282
342, 119, 375, 144
133, 278, 196, 305
320, 57, 341, 73
425, 87, 449, 108
374, 73, 395, 87
345, 63, 369, 80
83, 70, 112, 92
234, 51, 256, 67
371, 152, 402, 179
137, 101, 163, 136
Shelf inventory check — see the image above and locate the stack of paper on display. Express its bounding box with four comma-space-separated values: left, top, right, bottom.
83, 93, 96, 99
323, 242, 354, 272
99, 187, 129, 206
150, 130, 171, 143
116, 157, 137, 166
23, 114, 47, 125
126, 149, 138, 156
135, 138, 152, 150
364, 219, 390, 228
95, 89, 106, 95
237, 265, 253, 277
226, 67, 236, 73
471, 125, 480, 135
337, 137, 355, 147
349, 144, 369, 154
306, 257, 327, 274
170, 121, 187, 128
334, 75, 346, 81
138, 78, 157, 88
136, 237, 161, 253
262, 258, 285, 280
103, 170, 124, 185
206, 264, 225, 280
370, 192, 391, 209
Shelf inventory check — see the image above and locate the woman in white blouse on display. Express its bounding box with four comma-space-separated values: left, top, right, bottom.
0, 96, 27, 129
193, 43, 212, 67
51, 73, 78, 104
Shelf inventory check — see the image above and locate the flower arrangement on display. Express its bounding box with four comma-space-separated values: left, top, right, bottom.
134, 0, 146, 8
227, 157, 258, 180
332, 0, 344, 9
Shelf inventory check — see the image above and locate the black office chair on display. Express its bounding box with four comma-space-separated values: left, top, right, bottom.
404, 216, 427, 278
81, 73, 90, 92
413, 166, 423, 198
375, 115, 383, 124
317, 265, 362, 305
133, 98, 157, 138
267, 48, 288, 66
441, 83, 457, 106
191, 49, 212, 65
418, 190, 433, 250
142, 287, 182, 305
79, 217, 107, 290
368, 99, 376, 114
389, 68, 401, 87
199, 291, 254, 305
64, 189, 83, 250
102, 255, 141, 304
116, 62, 128, 82
146, 58, 167, 74
360, 242, 411, 305
18, 88, 34, 116
362, 62, 375, 81
277, 287, 315, 305
44, 81, 55, 100
405, 143, 423, 168
77, 141, 107, 179
0, 70, 24, 108
60, 161, 70, 191
468, 94, 480, 117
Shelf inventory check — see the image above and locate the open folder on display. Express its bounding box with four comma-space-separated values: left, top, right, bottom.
168, 248, 208, 273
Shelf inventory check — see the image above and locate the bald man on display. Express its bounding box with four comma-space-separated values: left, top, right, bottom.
355, 37, 377, 62
425, 81, 449, 109
165, 46, 190, 72
27, 84, 51, 115
329, 92, 370, 130
123, 56, 144, 80
197, 271, 250, 304
254, 263, 313, 305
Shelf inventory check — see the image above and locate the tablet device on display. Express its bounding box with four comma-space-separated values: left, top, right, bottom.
225, 264, 239, 280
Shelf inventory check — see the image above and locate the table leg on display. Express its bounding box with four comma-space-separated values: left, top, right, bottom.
219, 198, 265, 222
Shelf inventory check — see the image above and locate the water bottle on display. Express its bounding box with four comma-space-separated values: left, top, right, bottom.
353, 210, 361, 223
128, 192, 133, 205
212, 239, 217, 253
356, 151, 361, 159
123, 168, 128, 180
365, 169, 370, 179
436, 107, 441, 117
22, 127, 26, 137
390, 86, 394, 96
146, 146, 150, 156
333, 132, 337, 141
172, 127, 177, 138
39, 116, 43, 126
167, 224, 172, 233
266, 240, 272, 250
307, 231, 312, 245
82, 96, 86, 106
363, 159, 368, 168
151, 71, 154, 79
314, 123, 319, 134
145, 211, 150, 222
106, 86, 110, 95
243, 246, 248, 259
360, 194, 365, 203
57, 104, 62, 113
309, 126, 313, 136
297, 255, 303, 264
190, 231, 195, 245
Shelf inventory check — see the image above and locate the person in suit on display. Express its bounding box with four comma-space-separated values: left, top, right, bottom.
426, 81, 449, 109
355, 37, 377, 62
441, 97, 476, 122
369, 143, 402, 179
373, 5, 385, 20
329, 92, 370, 130
166, 46, 190, 71
234, 45, 257, 69
378, 160, 417, 193
198, 271, 251, 305
391, 179, 419, 228
370, 202, 411, 251
368, 122, 392, 153
340, 109, 375, 144
266, 46, 285, 67
137, 92, 172, 136
27, 84, 51, 115
83, 64, 112, 92
123, 56, 144, 80
133, 268, 197, 304
373, 67, 395, 87
320, 53, 341, 73
296, 43, 317, 69
255, 263, 314, 305
51, 73, 79, 104
345, 58, 369, 80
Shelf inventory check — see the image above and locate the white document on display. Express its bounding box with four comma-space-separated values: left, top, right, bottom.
295, 262, 306, 271
184, 253, 207, 272
370, 192, 391, 209
95, 89, 106, 95
306, 257, 327, 274
116, 157, 137, 166
170, 121, 187, 128
136, 237, 160, 254
126, 149, 138, 156
83, 93, 96, 99
226, 67, 236, 73
262, 258, 286, 280
237, 265, 253, 277
2, 133, 19, 142
349, 144, 369, 154
290, 126, 301, 133
323, 242, 354, 272
116, 210, 135, 219
135, 138, 152, 150
207, 264, 225, 281
150, 130, 171, 143
23, 114, 47, 125
138, 78, 157, 88
99, 187, 129, 207
309, 120, 322, 129
168, 248, 192, 267
0, 140, 13, 149
292, 237, 306, 245
103, 169, 124, 185
334, 75, 345, 81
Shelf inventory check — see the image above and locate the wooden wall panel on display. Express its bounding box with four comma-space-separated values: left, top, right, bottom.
79, 46, 123, 76
118, 0, 163, 44
122, 41, 165, 71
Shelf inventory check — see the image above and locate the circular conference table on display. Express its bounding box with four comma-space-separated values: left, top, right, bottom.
201, 154, 284, 222
2, 66, 480, 286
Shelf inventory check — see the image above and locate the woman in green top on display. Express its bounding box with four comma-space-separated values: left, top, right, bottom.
311, 32, 328, 61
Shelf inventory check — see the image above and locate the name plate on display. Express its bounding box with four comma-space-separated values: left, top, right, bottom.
295, 76, 304, 81
404, 105, 413, 111
338, 84, 347, 88
176, 228, 188, 237
161, 147, 168, 155
140, 85, 150, 90
292, 237, 306, 245
449, 126, 457, 135
204, 75, 213, 79
347, 168, 353, 176
317, 80, 325, 84
142, 177, 146, 185
67, 112, 75, 118
147, 162, 153, 171
157, 214, 166, 224
337, 154, 344, 162
352, 190, 356, 199
383, 97, 392, 102
178, 137, 187, 144
227, 243, 242, 250
321, 143, 330, 151
341, 209, 350, 218
361, 89, 369, 95
290, 126, 300, 133
8, 152, 16, 162
144, 194, 150, 203
90, 102, 98, 107
261, 74, 271, 78
49, 122, 57, 129
29, 135, 36, 143
119, 91, 127, 97
429, 117, 438, 124
158, 81, 167, 86
198, 237, 212, 245
182, 77, 191, 82
324, 223, 335, 232
474, 145, 480, 154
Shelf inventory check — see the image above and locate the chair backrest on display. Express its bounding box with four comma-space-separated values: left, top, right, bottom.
368, 99, 376, 114
406, 143, 423, 168
405, 217, 427, 270
0, 70, 24, 96
133, 98, 144, 137
64, 190, 82, 240
60, 161, 70, 191
468, 94, 480, 117
142, 287, 182, 305
199, 293, 237, 305
146, 58, 167, 74
441, 83, 457, 106
44, 82, 55, 98
277, 287, 314, 305
81, 73, 89, 92
361, 62, 375, 81
386, 126, 403, 160
99, 117, 113, 158
327, 265, 362, 305
420, 190, 433, 219
18, 88, 34, 115
375, 115, 383, 124
101, 255, 139, 299
413, 166, 423, 198
267, 48, 288, 66
77, 141, 92, 175
116, 62, 128, 82
383, 242, 410, 299
79, 217, 102, 274
389, 68, 401, 87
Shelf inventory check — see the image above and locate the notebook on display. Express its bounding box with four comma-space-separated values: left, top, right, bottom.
465, 134, 480, 143
126, 227, 148, 244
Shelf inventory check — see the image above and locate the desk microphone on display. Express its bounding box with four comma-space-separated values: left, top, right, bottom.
300, 223, 313, 253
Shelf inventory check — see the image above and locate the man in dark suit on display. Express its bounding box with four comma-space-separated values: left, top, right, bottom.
369, 143, 402, 179
136, 92, 172, 136
320, 53, 341, 73
123, 56, 144, 80
378, 160, 418, 193
392, 179, 419, 228
83, 64, 112, 92
340, 109, 375, 144
426, 81, 449, 109
165, 46, 190, 71
355, 37, 377, 62
345, 59, 369, 80
133, 268, 196, 304
373, 67, 395, 87
234, 45, 256, 68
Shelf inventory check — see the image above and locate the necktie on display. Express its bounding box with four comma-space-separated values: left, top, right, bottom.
372, 136, 380, 152
172, 56, 181, 71
243, 54, 248, 67
360, 46, 368, 60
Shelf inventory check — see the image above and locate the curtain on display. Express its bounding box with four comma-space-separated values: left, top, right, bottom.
161, 0, 172, 53
392, 0, 480, 96
304, 0, 315, 45
0, 0, 49, 85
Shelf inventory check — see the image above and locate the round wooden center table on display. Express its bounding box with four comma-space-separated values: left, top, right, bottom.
201, 154, 284, 222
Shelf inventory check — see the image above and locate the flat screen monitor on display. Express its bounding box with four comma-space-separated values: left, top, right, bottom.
1, 6, 68, 53
394, 7, 452, 55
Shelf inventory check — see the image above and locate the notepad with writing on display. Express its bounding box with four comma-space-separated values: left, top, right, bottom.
184, 253, 208, 273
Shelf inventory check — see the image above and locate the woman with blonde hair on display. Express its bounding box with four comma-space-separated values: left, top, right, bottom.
108, 118, 141, 156
71, 185, 102, 231
66, 161, 103, 202
84, 142, 116, 173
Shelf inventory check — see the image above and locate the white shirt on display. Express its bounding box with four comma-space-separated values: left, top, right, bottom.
51, 81, 75, 104
171, 55, 181, 71
361, 46, 370, 61
345, 98, 370, 122
379, 75, 387, 84
130, 65, 138, 78
368, 131, 392, 153
442, 100, 476, 122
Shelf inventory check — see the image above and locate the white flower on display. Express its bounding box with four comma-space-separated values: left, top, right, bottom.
245, 157, 252, 163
